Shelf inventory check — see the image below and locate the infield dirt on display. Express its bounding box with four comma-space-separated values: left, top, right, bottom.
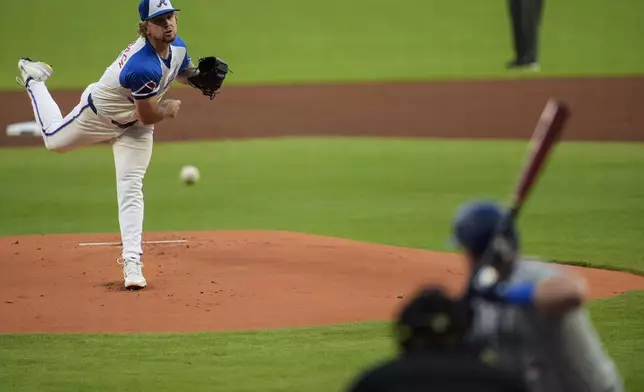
1, 231, 643, 334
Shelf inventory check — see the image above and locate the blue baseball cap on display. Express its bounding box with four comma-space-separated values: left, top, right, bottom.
139, 0, 180, 21
450, 199, 519, 259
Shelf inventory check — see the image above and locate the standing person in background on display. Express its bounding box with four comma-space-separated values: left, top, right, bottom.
507, 0, 544, 70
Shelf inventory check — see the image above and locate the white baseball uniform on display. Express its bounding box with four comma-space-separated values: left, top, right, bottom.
23, 34, 191, 263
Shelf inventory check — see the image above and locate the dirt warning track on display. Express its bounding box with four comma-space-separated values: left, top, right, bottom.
1, 77, 642, 148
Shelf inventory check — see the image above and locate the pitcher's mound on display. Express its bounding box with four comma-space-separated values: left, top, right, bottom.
1, 231, 643, 334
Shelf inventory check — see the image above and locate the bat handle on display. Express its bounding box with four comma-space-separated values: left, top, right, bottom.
467, 209, 517, 291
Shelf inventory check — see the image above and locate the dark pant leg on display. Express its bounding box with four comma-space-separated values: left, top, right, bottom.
508, 0, 524, 62
522, 0, 544, 63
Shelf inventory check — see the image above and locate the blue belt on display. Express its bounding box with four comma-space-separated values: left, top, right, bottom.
87, 94, 138, 130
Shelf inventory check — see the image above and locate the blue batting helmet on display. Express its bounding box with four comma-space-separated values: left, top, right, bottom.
451, 200, 519, 260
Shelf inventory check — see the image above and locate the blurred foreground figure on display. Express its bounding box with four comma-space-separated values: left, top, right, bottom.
455, 199, 624, 392
345, 285, 527, 392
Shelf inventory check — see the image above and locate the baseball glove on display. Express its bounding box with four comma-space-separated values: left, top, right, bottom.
187, 57, 230, 100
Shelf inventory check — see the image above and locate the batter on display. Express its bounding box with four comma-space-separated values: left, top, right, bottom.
453, 200, 624, 392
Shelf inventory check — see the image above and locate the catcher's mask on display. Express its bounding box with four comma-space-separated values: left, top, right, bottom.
394, 285, 471, 353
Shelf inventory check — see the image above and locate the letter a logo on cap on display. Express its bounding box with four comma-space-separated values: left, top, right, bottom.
140, 0, 180, 21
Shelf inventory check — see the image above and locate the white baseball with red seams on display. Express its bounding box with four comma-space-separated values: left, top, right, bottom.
17, 0, 193, 289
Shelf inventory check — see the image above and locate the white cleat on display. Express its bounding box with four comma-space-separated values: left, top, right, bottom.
16, 57, 54, 87
523, 62, 541, 72
118, 258, 148, 290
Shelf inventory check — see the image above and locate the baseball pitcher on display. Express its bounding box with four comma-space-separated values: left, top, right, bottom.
15, 0, 229, 289
452, 200, 624, 392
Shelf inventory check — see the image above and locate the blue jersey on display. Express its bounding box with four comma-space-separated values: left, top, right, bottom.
91, 35, 190, 124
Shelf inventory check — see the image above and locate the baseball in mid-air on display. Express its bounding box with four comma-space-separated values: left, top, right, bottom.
180, 165, 200, 185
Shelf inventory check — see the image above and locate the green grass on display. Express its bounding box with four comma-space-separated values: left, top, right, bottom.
1, 291, 642, 392
588, 292, 644, 392
2, 0, 643, 90
0, 322, 392, 392
1, 137, 641, 391
0, 138, 642, 272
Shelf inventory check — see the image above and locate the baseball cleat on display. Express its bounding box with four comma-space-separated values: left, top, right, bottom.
118, 258, 148, 290
16, 57, 54, 87
507, 60, 540, 72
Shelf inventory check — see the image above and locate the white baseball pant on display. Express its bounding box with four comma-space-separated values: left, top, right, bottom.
25, 81, 153, 262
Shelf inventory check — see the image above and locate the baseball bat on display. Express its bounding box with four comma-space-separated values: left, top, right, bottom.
468, 98, 571, 291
